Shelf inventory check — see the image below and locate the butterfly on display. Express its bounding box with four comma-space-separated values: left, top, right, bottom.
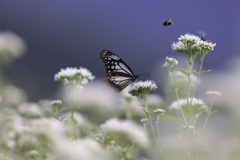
100, 50, 140, 92
162, 17, 173, 27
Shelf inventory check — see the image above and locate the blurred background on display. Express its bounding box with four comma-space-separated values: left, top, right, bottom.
0, 0, 238, 100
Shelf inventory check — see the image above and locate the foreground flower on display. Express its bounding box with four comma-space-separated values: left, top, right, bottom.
54, 67, 95, 86
100, 118, 149, 147
128, 80, 157, 97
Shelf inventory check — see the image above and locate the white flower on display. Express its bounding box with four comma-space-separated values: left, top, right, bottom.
171, 41, 185, 53
54, 67, 95, 85
50, 100, 62, 107
178, 33, 201, 44
100, 118, 149, 147
154, 109, 165, 115
166, 57, 178, 65
140, 118, 148, 123
18, 102, 42, 118
163, 57, 178, 69
169, 97, 207, 110
181, 125, 195, 129
199, 41, 216, 52
128, 80, 157, 97
0, 31, 26, 63
206, 91, 221, 97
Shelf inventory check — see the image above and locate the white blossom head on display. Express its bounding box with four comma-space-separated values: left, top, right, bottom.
154, 109, 165, 116
140, 118, 148, 124
54, 67, 95, 88
18, 102, 42, 118
50, 100, 62, 107
128, 80, 157, 97
163, 57, 178, 69
206, 91, 221, 101
170, 97, 207, 116
100, 118, 149, 148
172, 33, 216, 62
0, 31, 26, 64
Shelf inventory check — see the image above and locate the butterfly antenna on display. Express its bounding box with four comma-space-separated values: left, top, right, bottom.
138, 73, 151, 77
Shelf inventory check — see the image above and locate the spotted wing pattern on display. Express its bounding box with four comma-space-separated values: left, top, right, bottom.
100, 50, 139, 92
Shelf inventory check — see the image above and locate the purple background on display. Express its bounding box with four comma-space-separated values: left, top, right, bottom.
0, 0, 238, 100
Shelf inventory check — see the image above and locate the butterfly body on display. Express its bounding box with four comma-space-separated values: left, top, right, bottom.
100, 50, 139, 92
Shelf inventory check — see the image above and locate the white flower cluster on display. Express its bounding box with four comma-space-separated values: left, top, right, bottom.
128, 80, 157, 97
0, 31, 26, 63
181, 125, 195, 129
100, 118, 149, 147
163, 57, 178, 69
154, 109, 165, 115
172, 33, 216, 62
18, 102, 42, 118
179, 33, 201, 44
50, 100, 62, 107
140, 118, 148, 123
169, 97, 207, 110
54, 67, 95, 86
206, 91, 221, 96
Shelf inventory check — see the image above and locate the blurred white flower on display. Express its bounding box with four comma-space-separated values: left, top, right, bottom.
206, 91, 221, 97
170, 97, 207, 110
59, 81, 118, 123
154, 109, 165, 115
50, 100, 62, 107
140, 118, 148, 123
171, 41, 185, 53
18, 102, 42, 118
2, 84, 27, 106
100, 118, 149, 147
54, 138, 113, 160
0, 31, 26, 64
171, 71, 200, 88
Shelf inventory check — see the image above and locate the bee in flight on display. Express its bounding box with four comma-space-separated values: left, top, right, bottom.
162, 17, 173, 27
198, 31, 207, 41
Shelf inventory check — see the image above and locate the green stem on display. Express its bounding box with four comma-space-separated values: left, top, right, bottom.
168, 69, 187, 125
202, 100, 213, 132
149, 116, 165, 159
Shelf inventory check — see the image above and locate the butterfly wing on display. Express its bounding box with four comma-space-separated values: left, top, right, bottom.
100, 50, 138, 92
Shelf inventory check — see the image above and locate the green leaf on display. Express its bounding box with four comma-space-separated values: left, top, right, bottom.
192, 69, 199, 75
50, 114, 59, 120
60, 116, 67, 121
161, 115, 185, 124
200, 70, 211, 74
149, 105, 158, 115
149, 152, 164, 158
181, 106, 189, 116
189, 104, 204, 115
197, 127, 203, 136
176, 69, 188, 76
190, 149, 215, 158
210, 109, 220, 115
